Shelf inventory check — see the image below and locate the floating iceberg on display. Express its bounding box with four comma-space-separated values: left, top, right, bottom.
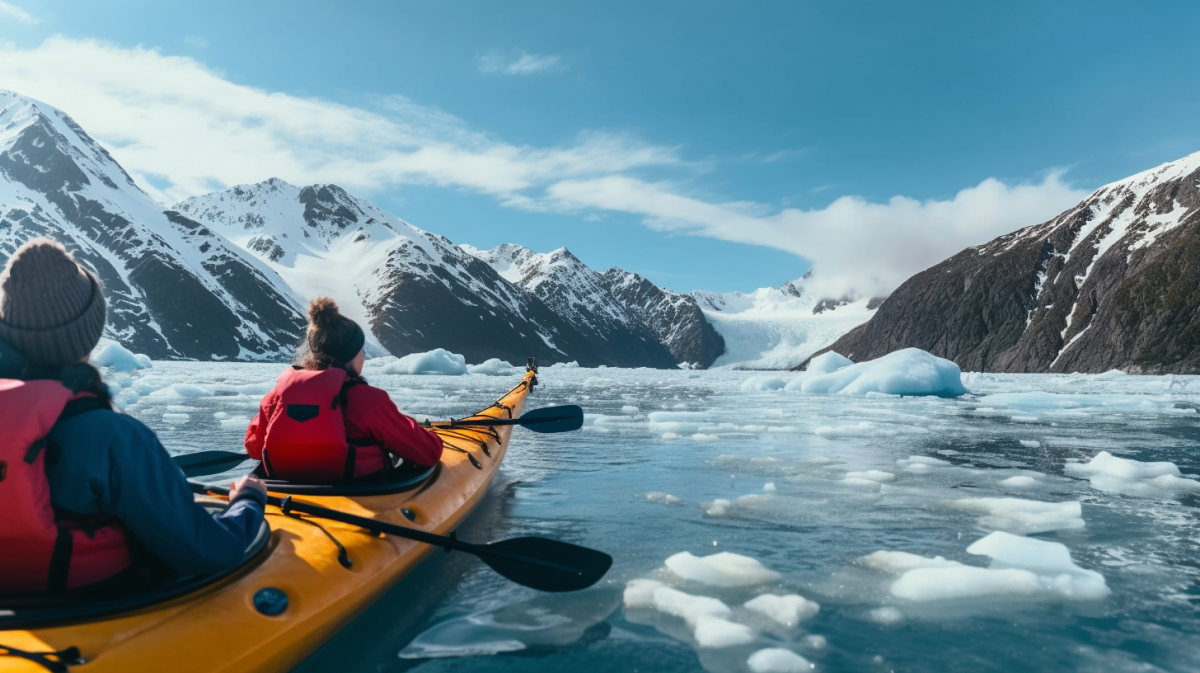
466, 358, 520, 376
1065, 451, 1200, 496
90, 341, 152, 372
805, 351, 854, 374
382, 348, 469, 376
664, 551, 782, 587
866, 531, 1109, 603
947, 497, 1084, 534
793, 348, 966, 397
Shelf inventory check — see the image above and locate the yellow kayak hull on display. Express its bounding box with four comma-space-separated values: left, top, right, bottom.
0, 371, 536, 673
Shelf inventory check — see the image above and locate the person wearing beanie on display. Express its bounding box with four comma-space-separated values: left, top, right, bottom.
0, 238, 271, 587
245, 297, 442, 482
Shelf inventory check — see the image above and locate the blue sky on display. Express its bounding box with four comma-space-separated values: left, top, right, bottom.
1, 1, 1198, 293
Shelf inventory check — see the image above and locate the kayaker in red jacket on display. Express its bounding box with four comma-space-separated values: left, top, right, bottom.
245, 298, 442, 482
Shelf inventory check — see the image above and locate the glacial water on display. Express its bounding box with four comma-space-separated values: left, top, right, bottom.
112, 362, 1200, 673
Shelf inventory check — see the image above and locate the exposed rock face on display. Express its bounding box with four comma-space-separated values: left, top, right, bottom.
0, 91, 305, 360
813, 152, 1200, 374
179, 183, 685, 367
464, 244, 678, 368
599, 268, 725, 368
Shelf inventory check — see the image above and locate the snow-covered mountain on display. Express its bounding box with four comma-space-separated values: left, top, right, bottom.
0, 91, 304, 359
175, 182, 680, 367
691, 280, 876, 369
599, 267, 725, 367
819, 151, 1200, 373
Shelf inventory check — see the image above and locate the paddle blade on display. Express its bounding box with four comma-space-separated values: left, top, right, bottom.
173, 450, 255, 478
518, 405, 584, 433
477, 536, 612, 592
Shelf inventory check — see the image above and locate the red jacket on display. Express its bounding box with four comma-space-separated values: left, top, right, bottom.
246, 375, 442, 478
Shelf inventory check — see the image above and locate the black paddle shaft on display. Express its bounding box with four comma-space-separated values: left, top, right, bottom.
194, 484, 610, 592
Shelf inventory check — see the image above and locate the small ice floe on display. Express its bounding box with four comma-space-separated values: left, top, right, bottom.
625, 551, 822, 661
662, 432, 681, 440
1019, 439, 1041, 448
763, 482, 777, 492
867, 606, 905, 625
648, 411, 706, 435
978, 392, 1183, 417
862, 532, 1109, 603
162, 412, 190, 424
219, 416, 250, 431
161, 383, 214, 398
741, 377, 788, 391
664, 552, 782, 587
896, 455, 951, 472
90, 341, 152, 372
1065, 451, 1200, 496
621, 405, 639, 413
465, 358, 519, 375
792, 348, 966, 397
382, 348, 468, 375
845, 470, 895, 483
645, 492, 683, 505
692, 433, 720, 441
706, 499, 732, 517
947, 497, 1084, 534
744, 593, 819, 627
747, 648, 813, 673
999, 475, 1040, 488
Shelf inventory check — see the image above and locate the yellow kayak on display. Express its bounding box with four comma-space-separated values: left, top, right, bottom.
1, 370, 542, 673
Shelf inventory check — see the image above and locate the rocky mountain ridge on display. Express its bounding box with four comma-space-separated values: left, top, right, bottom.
812, 151, 1200, 373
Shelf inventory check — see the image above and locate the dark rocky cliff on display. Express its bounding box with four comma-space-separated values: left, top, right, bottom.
809, 153, 1200, 374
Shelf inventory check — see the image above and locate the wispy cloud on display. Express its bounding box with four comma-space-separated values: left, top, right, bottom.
0, 2, 37, 24
544, 172, 1086, 296
0, 37, 1088, 295
183, 35, 209, 48
478, 50, 565, 76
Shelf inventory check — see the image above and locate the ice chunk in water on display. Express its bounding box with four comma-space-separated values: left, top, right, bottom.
694, 617, 756, 648
747, 648, 813, 673
383, 348, 468, 375
645, 492, 682, 505
91, 341, 152, 372
796, 348, 966, 397
744, 593, 819, 626
806, 351, 854, 374
466, 358, 519, 376
664, 552, 782, 587
741, 376, 787, 391
882, 532, 1109, 602
1000, 476, 1039, 488
859, 551, 963, 574
846, 470, 895, 483
1065, 451, 1200, 496
947, 497, 1084, 533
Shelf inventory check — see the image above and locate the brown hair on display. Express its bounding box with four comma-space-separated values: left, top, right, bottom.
296, 297, 365, 371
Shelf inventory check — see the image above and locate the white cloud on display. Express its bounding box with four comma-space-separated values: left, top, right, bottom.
0, 37, 1090, 296
545, 172, 1088, 297
478, 51, 565, 75
0, 2, 37, 24
0, 37, 672, 204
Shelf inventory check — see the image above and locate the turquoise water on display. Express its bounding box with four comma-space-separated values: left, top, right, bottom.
118, 363, 1200, 672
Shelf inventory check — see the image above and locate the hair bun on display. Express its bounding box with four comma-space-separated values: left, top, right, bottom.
308, 297, 340, 328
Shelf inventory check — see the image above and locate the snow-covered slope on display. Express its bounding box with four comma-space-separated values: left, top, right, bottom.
0, 90, 304, 359
823, 150, 1200, 373
462, 244, 677, 368
176, 182, 674, 367
693, 281, 875, 369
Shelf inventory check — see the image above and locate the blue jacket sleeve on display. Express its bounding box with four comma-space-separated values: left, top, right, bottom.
48, 412, 267, 576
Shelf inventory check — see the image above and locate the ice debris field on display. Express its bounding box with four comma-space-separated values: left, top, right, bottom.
93, 343, 1200, 673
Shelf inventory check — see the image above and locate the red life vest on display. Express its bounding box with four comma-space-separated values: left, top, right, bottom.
0, 379, 131, 593
260, 367, 367, 482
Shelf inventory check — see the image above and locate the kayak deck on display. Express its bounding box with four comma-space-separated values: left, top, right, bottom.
0, 371, 536, 673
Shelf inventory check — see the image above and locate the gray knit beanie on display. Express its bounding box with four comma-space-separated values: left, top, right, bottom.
0, 238, 107, 368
